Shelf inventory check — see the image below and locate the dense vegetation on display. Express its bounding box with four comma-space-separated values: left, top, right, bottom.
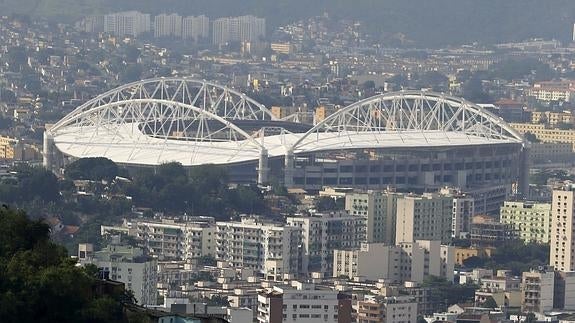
2, 0, 575, 46
0, 207, 130, 322
462, 241, 550, 276
422, 276, 477, 311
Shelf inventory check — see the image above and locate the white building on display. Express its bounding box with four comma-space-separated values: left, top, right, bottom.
448, 190, 475, 239
154, 14, 182, 38
216, 218, 304, 279
78, 242, 157, 305
212, 15, 265, 45
287, 211, 366, 275
104, 11, 151, 37
333, 240, 454, 283
257, 281, 351, 323
182, 15, 210, 41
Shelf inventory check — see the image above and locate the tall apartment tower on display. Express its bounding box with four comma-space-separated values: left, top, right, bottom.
182, 15, 210, 41
104, 11, 151, 37
154, 14, 182, 38
212, 15, 265, 45
395, 193, 453, 244
551, 186, 575, 271
345, 190, 399, 245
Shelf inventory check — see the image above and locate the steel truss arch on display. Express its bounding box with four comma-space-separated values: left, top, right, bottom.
290, 91, 524, 153
50, 77, 275, 134
50, 99, 264, 165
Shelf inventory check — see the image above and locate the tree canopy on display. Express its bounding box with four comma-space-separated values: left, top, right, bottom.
0, 207, 129, 323
65, 157, 119, 181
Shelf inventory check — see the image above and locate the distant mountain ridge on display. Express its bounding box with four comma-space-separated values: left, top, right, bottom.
1, 0, 574, 46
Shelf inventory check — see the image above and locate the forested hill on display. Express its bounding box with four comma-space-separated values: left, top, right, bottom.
1, 0, 575, 46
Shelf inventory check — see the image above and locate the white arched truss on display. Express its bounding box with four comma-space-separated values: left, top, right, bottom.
290, 91, 524, 153
49, 99, 264, 166
50, 77, 275, 134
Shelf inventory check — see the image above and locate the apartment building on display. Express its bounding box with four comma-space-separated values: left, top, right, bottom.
345, 190, 401, 244
333, 240, 454, 283
521, 268, 555, 314
78, 242, 157, 306
216, 218, 304, 279
182, 15, 210, 41
550, 186, 575, 272
357, 295, 418, 323
212, 15, 265, 45
154, 13, 182, 38
257, 281, 351, 323
104, 11, 151, 37
132, 218, 215, 261
287, 212, 366, 275
395, 193, 453, 244
500, 201, 552, 244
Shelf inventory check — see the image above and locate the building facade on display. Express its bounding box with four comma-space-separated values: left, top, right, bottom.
257, 282, 351, 323
287, 212, 366, 276
551, 186, 575, 272
395, 193, 453, 244
357, 296, 418, 323
216, 218, 305, 279
500, 201, 551, 244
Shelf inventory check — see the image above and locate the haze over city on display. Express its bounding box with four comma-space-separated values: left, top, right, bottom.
1, 1, 575, 323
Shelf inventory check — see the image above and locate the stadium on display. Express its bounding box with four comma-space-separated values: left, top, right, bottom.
44, 78, 528, 211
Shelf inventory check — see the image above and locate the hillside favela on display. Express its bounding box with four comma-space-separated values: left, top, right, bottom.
4, 1, 575, 322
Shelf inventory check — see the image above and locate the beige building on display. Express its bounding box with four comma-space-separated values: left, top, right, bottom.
454, 246, 493, 266
532, 111, 575, 126
500, 201, 552, 244
333, 240, 454, 283
395, 193, 453, 244
529, 142, 573, 164
345, 190, 400, 244
551, 186, 575, 272
357, 295, 418, 323
0, 136, 16, 159
529, 81, 575, 102
510, 123, 575, 150
521, 268, 555, 314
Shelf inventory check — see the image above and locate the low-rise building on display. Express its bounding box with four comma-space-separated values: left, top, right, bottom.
257, 281, 352, 323
357, 295, 418, 323
333, 240, 454, 283
521, 268, 555, 314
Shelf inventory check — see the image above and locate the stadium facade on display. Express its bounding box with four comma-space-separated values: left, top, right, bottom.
44, 78, 528, 213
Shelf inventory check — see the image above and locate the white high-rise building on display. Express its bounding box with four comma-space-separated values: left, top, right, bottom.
212, 15, 265, 45
104, 11, 151, 37
182, 15, 210, 41
154, 13, 182, 38
287, 212, 366, 276
551, 185, 575, 271
216, 218, 305, 279
78, 242, 157, 306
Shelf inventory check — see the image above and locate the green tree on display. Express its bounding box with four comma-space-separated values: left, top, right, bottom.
481, 296, 498, 309
65, 157, 119, 181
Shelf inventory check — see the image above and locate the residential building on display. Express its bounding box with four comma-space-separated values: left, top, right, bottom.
470, 215, 517, 247
257, 281, 351, 323
182, 15, 210, 41
216, 218, 304, 279
511, 122, 575, 151
447, 189, 475, 239
529, 142, 573, 165
529, 81, 575, 102
475, 273, 522, 308
129, 218, 215, 261
287, 211, 366, 275
154, 14, 182, 38
78, 242, 157, 306
345, 190, 400, 244
357, 295, 418, 323
395, 193, 453, 244
554, 271, 575, 310
212, 15, 265, 45
532, 111, 575, 127
104, 11, 151, 37
0, 136, 16, 159
521, 268, 555, 314
551, 186, 575, 272
499, 201, 552, 244
333, 240, 454, 283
